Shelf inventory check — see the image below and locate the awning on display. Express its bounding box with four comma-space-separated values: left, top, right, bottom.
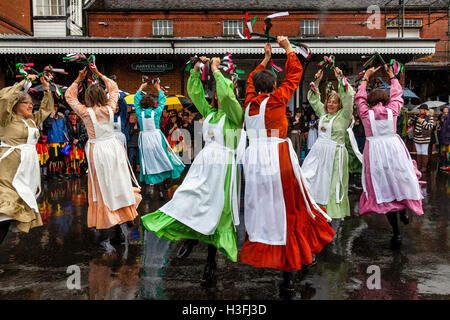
0, 36, 437, 55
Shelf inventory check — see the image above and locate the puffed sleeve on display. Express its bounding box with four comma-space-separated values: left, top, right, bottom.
32, 91, 54, 126
0, 82, 24, 126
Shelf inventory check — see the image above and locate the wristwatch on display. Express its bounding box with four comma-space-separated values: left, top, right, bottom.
44, 88, 51, 93
362, 78, 369, 82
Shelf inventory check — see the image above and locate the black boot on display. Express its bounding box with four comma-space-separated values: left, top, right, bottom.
0, 221, 11, 275
177, 239, 199, 259
201, 244, 217, 286
157, 183, 165, 199
98, 228, 116, 254
302, 255, 317, 274
0, 221, 11, 245
399, 209, 409, 225
386, 212, 402, 248
280, 272, 295, 292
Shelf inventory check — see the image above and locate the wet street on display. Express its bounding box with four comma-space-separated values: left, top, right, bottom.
0, 165, 449, 300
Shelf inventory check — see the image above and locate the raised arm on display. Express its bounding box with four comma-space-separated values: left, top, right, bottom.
65, 68, 87, 117
339, 82, 355, 121
307, 69, 325, 117
0, 82, 25, 126
87, 63, 118, 112
333, 67, 354, 121
102, 76, 119, 113
211, 57, 244, 127
244, 43, 272, 106
356, 66, 381, 119
385, 64, 403, 115
355, 82, 369, 119
272, 37, 303, 106
155, 83, 166, 115
32, 75, 54, 125
187, 67, 213, 118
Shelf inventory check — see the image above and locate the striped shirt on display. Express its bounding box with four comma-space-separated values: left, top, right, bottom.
409, 116, 434, 144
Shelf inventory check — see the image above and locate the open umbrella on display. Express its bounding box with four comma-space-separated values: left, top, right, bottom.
165, 95, 192, 110
409, 101, 447, 113
379, 81, 419, 100
124, 94, 135, 107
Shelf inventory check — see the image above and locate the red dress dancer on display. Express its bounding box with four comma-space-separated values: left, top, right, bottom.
239, 37, 335, 293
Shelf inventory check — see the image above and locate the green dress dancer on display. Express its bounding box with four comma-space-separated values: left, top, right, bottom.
141, 66, 244, 264
303, 76, 355, 220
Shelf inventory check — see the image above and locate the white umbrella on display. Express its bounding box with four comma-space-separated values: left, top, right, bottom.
409, 101, 446, 113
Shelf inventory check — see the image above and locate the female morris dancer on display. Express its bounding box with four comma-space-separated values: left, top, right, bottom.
0, 74, 53, 273
240, 37, 335, 294
302, 67, 355, 221
65, 66, 141, 254
142, 57, 245, 285
355, 65, 424, 248
134, 81, 184, 199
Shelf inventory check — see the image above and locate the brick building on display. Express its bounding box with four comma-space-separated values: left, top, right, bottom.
0, 0, 448, 107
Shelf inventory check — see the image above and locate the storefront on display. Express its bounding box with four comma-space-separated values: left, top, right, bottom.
0, 35, 438, 111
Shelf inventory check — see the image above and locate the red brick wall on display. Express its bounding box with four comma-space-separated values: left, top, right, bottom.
88, 10, 449, 57
0, 0, 32, 34
88, 11, 387, 38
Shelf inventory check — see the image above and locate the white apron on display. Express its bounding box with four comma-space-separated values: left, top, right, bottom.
160, 113, 246, 235
243, 97, 331, 246
139, 110, 183, 176
347, 119, 363, 163
85, 106, 140, 211
113, 116, 127, 149
363, 109, 422, 203
0, 119, 41, 220
302, 114, 347, 205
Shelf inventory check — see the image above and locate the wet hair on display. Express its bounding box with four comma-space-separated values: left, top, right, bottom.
324, 91, 343, 112
12, 91, 32, 113
139, 94, 156, 109
85, 84, 107, 108
367, 89, 389, 107
252, 70, 276, 93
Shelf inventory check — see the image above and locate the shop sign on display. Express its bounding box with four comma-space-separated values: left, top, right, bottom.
131, 61, 173, 73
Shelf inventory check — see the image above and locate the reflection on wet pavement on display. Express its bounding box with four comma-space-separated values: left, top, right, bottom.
0, 169, 449, 300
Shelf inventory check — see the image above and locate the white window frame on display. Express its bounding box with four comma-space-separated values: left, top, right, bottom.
34, 0, 66, 17
223, 20, 243, 36
387, 18, 423, 28
152, 20, 173, 36
300, 19, 319, 35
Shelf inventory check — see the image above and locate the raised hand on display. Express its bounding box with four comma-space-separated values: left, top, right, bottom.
40, 74, 50, 90
384, 64, 395, 79
89, 63, 102, 78
194, 56, 209, 72
75, 67, 87, 84
334, 67, 344, 80
27, 74, 39, 82
277, 36, 293, 54
314, 69, 323, 86
210, 57, 221, 72
264, 42, 272, 59
364, 66, 381, 80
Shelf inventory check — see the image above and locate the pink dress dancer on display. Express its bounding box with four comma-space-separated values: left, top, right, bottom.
355, 77, 424, 246
66, 75, 141, 254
